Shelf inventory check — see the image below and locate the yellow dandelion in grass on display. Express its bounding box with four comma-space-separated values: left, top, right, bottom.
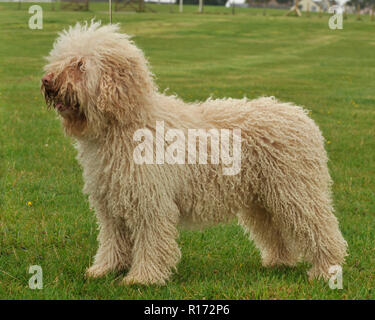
327, 141, 331, 145
27, 201, 32, 206
351, 100, 359, 108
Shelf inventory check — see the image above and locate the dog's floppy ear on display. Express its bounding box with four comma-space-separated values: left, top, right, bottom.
97, 57, 154, 124
97, 73, 125, 121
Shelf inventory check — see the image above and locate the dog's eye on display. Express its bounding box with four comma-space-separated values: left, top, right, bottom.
77, 61, 84, 70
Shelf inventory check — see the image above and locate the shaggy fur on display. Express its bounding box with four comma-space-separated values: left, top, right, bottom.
42, 21, 347, 285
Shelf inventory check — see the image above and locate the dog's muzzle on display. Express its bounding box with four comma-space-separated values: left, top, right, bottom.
41, 73, 54, 94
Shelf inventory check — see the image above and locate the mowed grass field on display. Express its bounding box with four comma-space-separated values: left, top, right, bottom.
0, 2, 374, 299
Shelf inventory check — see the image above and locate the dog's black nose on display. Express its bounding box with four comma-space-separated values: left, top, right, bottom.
42, 73, 53, 87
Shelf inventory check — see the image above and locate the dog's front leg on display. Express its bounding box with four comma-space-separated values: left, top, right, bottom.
122, 202, 181, 285
87, 214, 133, 278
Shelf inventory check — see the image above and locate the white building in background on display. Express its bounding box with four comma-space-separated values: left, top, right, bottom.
225, 0, 247, 8
297, 0, 322, 12
312, 0, 330, 11
335, 0, 355, 13
297, 0, 353, 13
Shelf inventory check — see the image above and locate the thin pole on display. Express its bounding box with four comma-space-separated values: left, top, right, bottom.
109, 0, 112, 24
179, 0, 183, 13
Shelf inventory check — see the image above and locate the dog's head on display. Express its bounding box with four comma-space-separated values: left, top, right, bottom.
42, 21, 155, 137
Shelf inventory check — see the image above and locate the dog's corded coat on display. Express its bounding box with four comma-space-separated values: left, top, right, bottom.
42, 22, 348, 285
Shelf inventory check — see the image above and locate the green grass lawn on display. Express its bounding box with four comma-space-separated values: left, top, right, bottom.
0, 2, 374, 299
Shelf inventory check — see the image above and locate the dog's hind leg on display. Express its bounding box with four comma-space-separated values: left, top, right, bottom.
284, 207, 347, 281
122, 201, 181, 285
238, 203, 299, 268
305, 216, 348, 281
261, 184, 347, 280
86, 214, 133, 278
297, 201, 348, 281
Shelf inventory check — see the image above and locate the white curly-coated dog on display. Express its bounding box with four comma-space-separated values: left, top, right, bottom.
41, 21, 347, 285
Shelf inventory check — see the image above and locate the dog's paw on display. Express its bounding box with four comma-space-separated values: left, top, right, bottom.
307, 266, 331, 281
86, 264, 112, 278
121, 274, 166, 286
261, 253, 298, 268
